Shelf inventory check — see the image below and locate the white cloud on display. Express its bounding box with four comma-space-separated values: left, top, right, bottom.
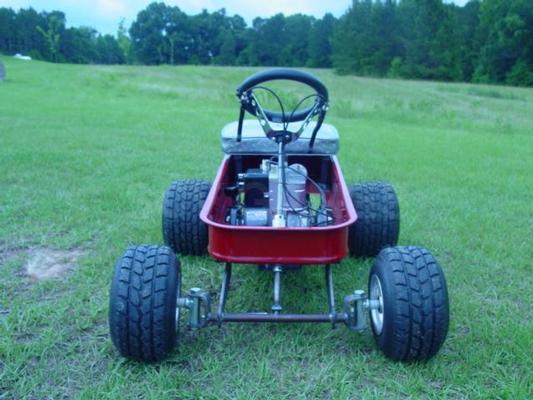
95, 0, 129, 18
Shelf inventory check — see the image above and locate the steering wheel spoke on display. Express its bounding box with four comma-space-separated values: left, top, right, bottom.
249, 93, 275, 137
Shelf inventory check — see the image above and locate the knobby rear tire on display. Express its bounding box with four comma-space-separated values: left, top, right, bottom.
348, 182, 400, 257
162, 180, 211, 256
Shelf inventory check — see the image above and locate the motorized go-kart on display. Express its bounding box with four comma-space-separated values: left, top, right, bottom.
109, 69, 449, 363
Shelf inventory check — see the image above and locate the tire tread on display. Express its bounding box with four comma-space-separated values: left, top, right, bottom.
371, 246, 449, 362
109, 245, 179, 362
162, 180, 211, 255
348, 182, 400, 257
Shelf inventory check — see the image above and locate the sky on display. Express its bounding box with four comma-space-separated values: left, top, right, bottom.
0, 0, 471, 35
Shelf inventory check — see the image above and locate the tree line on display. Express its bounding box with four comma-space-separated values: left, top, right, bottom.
334, 0, 532, 86
0, 8, 126, 64
0, 0, 531, 86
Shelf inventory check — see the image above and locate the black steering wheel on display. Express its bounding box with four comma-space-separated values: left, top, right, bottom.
235, 69, 329, 146
236, 69, 329, 124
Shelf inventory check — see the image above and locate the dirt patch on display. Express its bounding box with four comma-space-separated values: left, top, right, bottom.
24, 248, 85, 280
0, 241, 27, 263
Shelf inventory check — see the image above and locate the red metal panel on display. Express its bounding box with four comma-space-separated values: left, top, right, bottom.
200, 154, 357, 264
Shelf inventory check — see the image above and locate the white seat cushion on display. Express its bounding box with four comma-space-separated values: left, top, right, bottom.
221, 120, 339, 155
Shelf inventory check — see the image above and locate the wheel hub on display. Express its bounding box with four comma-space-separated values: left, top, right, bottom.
369, 274, 384, 334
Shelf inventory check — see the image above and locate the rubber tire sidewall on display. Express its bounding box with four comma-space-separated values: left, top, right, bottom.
369, 250, 398, 358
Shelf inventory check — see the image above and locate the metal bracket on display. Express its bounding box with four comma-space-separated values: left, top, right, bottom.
247, 92, 326, 145
271, 265, 283, 313
343, 290, 368, 331
249, 93, 276, 138
217, 263, 232, 327
177, 288, 212, 330
325, 264, 336, 329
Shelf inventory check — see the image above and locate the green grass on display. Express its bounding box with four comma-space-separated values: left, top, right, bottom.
0, 57, 532, 399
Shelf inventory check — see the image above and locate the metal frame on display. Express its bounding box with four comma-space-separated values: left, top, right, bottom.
179, 263, 376, 332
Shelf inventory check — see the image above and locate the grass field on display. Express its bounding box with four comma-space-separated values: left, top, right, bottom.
0, 56, 532, 399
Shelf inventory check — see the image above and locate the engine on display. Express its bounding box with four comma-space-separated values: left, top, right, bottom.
226, 159, 331, 227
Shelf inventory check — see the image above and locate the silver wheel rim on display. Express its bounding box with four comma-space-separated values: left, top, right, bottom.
370, 274, 384, 335
175, 274, 181, 330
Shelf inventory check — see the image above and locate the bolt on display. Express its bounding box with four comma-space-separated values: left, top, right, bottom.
176, 298, 192, 309
190, 287, 203, 296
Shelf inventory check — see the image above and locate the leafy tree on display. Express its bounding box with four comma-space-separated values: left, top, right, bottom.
37, 11, 65, 62
14, 7, 46, 58
117, 19, 132, 63
452, 0, 481, 81
229, 15, 248, 52
216, 29, 237, 65
332, 1, 371, 75
506, 60, 533, 86
188, 9, 225, 64
474, 0, 533, 86
60, 26, 97, 63
247, 14, 287, 66
129, 2, 177, 64
0, 8, 17, 54
396, 0, 460, 80
370, 0, 401, 75
308, 13, 336, 68
333, 0, 399, 76
281, 14, 314, 66
95, 34, 125, 64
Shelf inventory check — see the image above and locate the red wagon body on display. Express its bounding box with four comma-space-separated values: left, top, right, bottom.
200, 154, 357, 264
